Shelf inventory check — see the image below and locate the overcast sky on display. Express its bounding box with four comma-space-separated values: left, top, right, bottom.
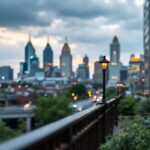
0, 0, 144, 78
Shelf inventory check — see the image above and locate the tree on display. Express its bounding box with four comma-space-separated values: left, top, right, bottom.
138, 97, 150, 116
34, 95, 72, 127
92, 83, 102, 90
69, 84, 87, 100
118, 96, 137, 116
105, 87, 117, 100
100, 117, 150, 150
0, 122, 21, 142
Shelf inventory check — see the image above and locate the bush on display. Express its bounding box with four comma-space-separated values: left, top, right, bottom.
0, 122, 22, 142
106, 87, 117, 100
118, 96, 137, 116
34, 95, 72, 127
100, 117, 150, 150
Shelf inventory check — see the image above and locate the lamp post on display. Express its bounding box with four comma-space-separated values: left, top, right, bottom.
116, 82, 121, 96
141, 77, 145, 93
99, 56, 109, 103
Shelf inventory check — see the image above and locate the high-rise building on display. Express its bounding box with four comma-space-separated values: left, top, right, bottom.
128, 55, 144, 92
120, 66, 128, 83
60, 38, 72, 78
93, 56, 109, 84
25, 34, 36, 73
144, 0, 150, 91
43, 38, 53, 77
108, 36, 121, 87
110, 36, 120, 64
77, 64, 87, 81
83, 54, 89, 79
30, 55, 39, 76
0, 66, 13, 80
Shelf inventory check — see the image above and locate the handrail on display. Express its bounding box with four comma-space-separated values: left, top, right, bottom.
0, 95, 123, 150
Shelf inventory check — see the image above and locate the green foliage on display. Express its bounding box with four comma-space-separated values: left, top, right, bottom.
92, 83, 102, 90
137, 97, 150, 116
100, 117, 150, 150
106, 87, 117, 100
18, 119, 26, 132
34, 95, 72, 127
118, 96, 137, 116
0, 122, 22, 142
69, 84, 87, 100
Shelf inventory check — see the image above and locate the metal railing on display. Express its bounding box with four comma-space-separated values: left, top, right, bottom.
0, 95, 123, 150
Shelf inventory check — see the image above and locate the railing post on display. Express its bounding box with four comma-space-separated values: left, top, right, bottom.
101, 104, 107, 143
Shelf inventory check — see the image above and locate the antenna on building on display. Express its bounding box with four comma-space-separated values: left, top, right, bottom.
29, 32, 31, 42
65, 36, 68, 43
47, 35, 49, 44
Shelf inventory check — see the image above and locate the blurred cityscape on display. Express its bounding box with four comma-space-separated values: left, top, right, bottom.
0, 0, 150, 150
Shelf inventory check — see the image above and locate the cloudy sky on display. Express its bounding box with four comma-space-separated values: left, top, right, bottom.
0, 0, 144, 78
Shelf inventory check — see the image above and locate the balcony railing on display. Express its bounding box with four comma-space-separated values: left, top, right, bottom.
0, 95, 123, 150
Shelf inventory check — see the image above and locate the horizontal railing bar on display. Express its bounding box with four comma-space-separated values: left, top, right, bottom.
0, 104, 105, 150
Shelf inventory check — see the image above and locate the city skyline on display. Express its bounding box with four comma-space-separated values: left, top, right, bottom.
0, 0, 144, 78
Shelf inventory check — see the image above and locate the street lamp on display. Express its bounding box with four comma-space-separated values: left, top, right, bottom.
99, 56, 109, 103
141, 77, 145, 93
116, 82, 121, 96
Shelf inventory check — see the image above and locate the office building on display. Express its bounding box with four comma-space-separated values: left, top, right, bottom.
108, 36, 121, 87
144, 0, 150, 91
25, 34, 36, 73
77, 64, 87, 81
0, 66, 13, 80
43, 38, 53, 77
83, 54, 89, 79
60, 38, 72, 78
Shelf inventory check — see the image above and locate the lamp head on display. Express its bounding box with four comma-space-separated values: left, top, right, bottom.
99, 56, 109, 71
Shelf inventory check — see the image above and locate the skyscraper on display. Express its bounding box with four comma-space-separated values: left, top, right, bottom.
30, 55, 39, 76
0, 66, 13, 80
144, 0, 150, 91
93, 56, 109, 84
108, 36, 121, 87
25, 34, 36, 74
77, 64, 87, 81
60, 38, 72, 78
110, 36, 120, 64
43, 38, 53, 77
83, 54, 89, 79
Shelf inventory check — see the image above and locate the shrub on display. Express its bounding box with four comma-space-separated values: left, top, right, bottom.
118, 96, 137, 116
100, 117, 150, 150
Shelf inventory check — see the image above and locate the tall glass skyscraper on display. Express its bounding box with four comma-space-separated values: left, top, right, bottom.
43, 40, 53, 77
60, 38, 72, 78
25, 35, 36, 73
110, 36, 120, 64
144, 0, 150, 90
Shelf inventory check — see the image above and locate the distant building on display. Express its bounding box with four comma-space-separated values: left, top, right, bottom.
25, 34, 36, 73
77, 64, 87, 81
120, 66, 128, 83
93, 56, 109, 84
60, 38, 72, 78
83, 54, 89, 79
93, 61, 103, 84
0, 66, 13, 80
144, 0, 150, 91
43, 39, 53, 77
30, 55, 39, 76
110, 36, 120, 64
128, 55, 144, 92
108, 36, 121, 87
20, 62, 27, 76
51, 66, 61, 77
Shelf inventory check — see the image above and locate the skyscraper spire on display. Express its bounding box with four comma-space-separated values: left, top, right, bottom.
29, 32, 31, 42
65, 36, 68, 43
47, 35, 49, 44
